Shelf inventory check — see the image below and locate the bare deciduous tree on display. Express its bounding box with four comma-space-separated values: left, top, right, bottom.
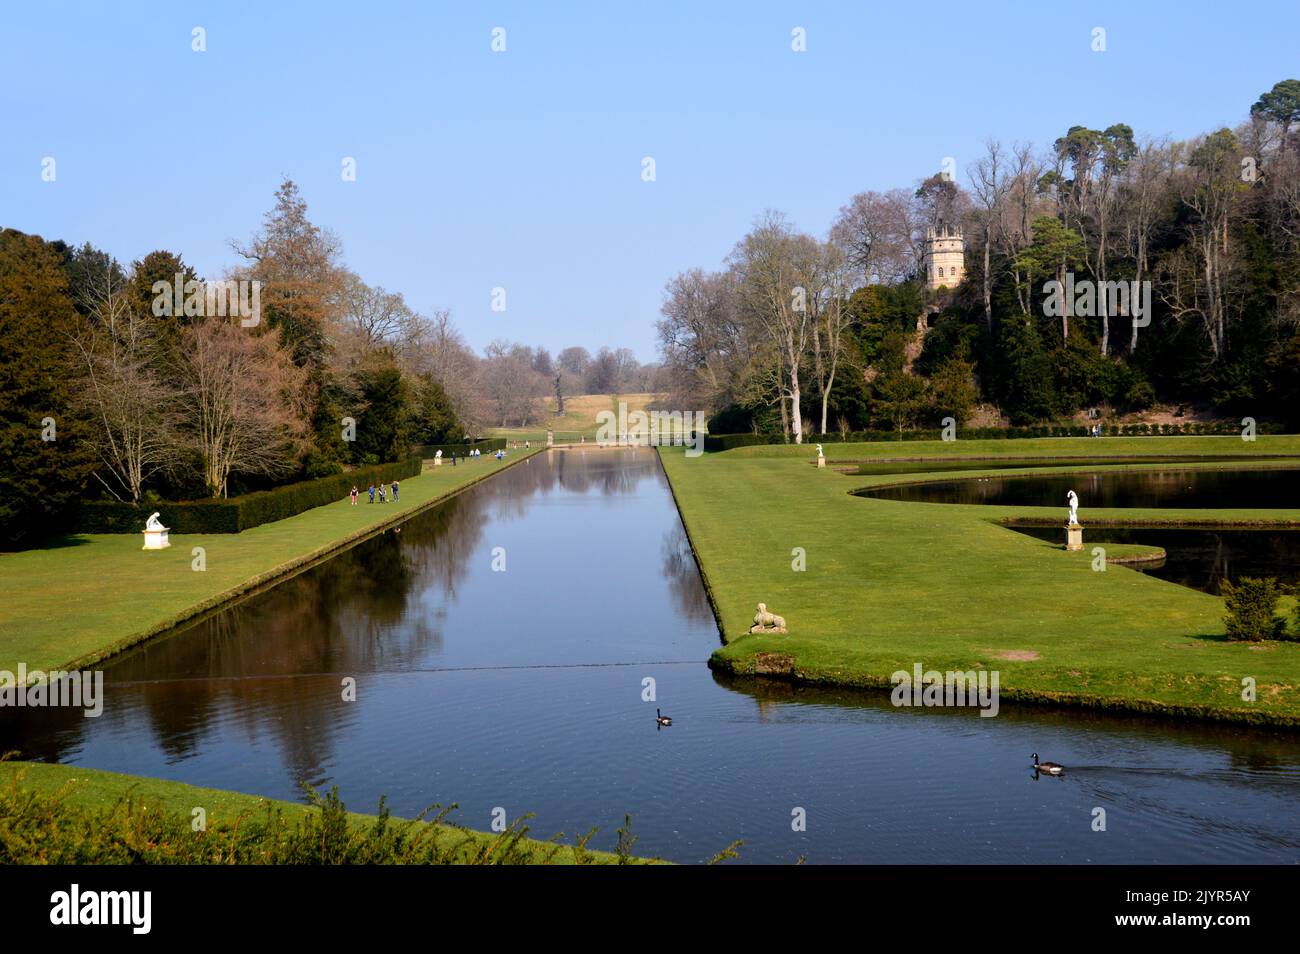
69, 262, 179, 501
179, 318, 309, 497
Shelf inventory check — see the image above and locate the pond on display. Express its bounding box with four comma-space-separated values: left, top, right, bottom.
1009, 526, 1300, 596
859, 466, 1300, 509
851, 456, 1264, 477
3, 449, 1299, 863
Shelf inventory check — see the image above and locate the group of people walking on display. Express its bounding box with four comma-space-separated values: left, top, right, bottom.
349, 481, 400, 506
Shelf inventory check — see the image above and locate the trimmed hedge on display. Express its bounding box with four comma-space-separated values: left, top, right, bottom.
703, 420, 1276, 452
77, 458, 422, 535
411, 438, 506, 458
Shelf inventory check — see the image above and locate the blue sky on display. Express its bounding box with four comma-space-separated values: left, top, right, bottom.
3, 1, 1296, 361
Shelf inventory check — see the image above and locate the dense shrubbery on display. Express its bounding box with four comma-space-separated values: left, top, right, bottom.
701, 419, 1262, 451
1220, 577, 1288, 641
411, 438, 507, 458
76, 458, 421, 534
0, 770, 642, 865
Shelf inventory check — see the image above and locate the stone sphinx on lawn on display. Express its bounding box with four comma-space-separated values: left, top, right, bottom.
748, 602, 787, 635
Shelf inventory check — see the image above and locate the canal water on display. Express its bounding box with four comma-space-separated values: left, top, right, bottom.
4, 449, 1299, 863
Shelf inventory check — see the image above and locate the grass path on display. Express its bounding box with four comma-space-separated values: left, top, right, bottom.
0, 451, 539, 674
659, 436, 1300, 725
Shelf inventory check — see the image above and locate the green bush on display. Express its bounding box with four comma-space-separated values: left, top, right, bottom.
1220, 577, 1287, 641
77, 458, 422, 534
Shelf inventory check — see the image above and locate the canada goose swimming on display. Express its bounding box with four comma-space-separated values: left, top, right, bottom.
656, 708, 672, 727
1032, 752, 1064, 775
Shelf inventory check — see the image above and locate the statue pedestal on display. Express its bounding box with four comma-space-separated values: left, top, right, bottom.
433, 456, 442, 466
816, 457, 825, 468
547, 431, 554, 448
1064, 523, 1083, 551
142, 527, 170, 550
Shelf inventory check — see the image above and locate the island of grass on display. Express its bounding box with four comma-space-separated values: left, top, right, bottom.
659, 435, 1300, 726
0, 449, 540, 676
0, 761, 659, 864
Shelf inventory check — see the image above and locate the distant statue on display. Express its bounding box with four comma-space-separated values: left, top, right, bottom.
145, 512, 165, 531
1066, 490, 1079, 526
816, 444, 824, 459
435, 449, 442, 459
748, 602, 788, 635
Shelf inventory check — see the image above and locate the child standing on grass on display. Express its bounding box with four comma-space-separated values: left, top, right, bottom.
391, 480, 399, 502
350, 485, 358, 506
368, 484, 375, 504
378, 484, 386, 503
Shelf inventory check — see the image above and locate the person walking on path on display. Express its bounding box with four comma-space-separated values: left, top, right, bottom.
391, 480, 399, 502
368, 484, 376, 504
350, 485, 359, 506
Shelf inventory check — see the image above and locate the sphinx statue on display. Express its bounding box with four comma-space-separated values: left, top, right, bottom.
748, 602, 788, 634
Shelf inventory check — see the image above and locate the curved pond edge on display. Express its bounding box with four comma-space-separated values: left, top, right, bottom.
54, 450, 543, 679
659, 449, 1300, 730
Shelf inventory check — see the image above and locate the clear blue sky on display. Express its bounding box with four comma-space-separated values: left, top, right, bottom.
3, 1, 1296, 362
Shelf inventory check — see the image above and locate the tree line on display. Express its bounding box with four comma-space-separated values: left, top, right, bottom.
657, 79, 1300, 441
0, 179, 655, 547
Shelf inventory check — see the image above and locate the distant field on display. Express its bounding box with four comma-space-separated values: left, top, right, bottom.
485, 393, 664, 443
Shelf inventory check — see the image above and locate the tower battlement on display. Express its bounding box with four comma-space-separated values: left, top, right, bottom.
923, 220, 965, 289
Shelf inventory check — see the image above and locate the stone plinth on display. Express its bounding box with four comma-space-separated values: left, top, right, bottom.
142, 526, 170, 550
816, 457, 826, 468
546, 430, 554, 448
1065, 523, 1083, 551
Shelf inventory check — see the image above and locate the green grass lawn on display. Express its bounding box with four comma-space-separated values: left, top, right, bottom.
659, 436, 1300, 725
0, 450, 539, 675
486, 392, 663, 443
0, 761, 654, 864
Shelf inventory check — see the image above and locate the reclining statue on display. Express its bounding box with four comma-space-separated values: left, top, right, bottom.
748, 602, 787, 634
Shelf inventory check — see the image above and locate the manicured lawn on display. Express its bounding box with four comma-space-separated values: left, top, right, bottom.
486, 392, 663, 443
0, 761, 649, 864
0, 451, 539, 675
659, 436, 1300, 725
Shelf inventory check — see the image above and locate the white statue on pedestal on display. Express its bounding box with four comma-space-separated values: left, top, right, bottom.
143, 512, 170, 550
816, 444, 824, 459
1066, 490, 1079, 526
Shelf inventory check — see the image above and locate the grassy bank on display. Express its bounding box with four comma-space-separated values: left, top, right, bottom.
0, 450, 540, 675
0, 761, 655, 864
659, 436, 1300, 726
485, 392, 662, 444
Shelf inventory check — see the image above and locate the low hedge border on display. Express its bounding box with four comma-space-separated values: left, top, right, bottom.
704, 421, 1279, 452
77, 458, 422, 534
411, 438, 507, 458
57, 450, 540, 676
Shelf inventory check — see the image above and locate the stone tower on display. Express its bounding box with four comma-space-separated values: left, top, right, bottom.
923, 222, 965, 289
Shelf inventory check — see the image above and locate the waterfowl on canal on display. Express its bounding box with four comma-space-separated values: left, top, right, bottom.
1032, 753, 1064, 775
656, 708, 672, 727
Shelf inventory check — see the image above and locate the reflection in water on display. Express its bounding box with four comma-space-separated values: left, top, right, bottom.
1008, 526, 1300, 595
861, 466, 1300, 509
2, 449, 1299, 863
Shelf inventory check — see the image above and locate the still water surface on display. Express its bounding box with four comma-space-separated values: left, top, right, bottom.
861, 466, 1300, 509
4, 450, 1298, 863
